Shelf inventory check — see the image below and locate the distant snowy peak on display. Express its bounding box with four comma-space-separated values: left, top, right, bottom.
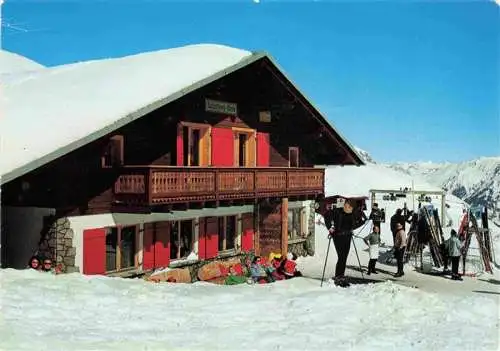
387, 157, 500, 216
351, 146, 499, 217
354, 146, 376, 164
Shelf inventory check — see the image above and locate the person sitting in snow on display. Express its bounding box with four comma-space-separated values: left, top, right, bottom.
271, 256, 286, 281
41, 257, 54, 273
250, 256, 272, 284
363, 225, 381, 275
279, 253, 302, 279
224, 265, 248, 285
447, 229, 463, 281
28, 255, 42, 271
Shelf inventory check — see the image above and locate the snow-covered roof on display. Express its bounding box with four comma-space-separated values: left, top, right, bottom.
1, 43, 362, 185
1, 44, 256, 184
0, 49, 46, 75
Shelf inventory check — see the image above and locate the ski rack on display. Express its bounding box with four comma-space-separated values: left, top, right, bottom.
421, 206, 444, 268
462, 209, 493, 275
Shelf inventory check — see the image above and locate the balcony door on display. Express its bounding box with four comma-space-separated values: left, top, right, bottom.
232, 127, 256, 167
177, 122, 211, 166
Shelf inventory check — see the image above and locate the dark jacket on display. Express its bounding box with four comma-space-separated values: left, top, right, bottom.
369, 208, 383, 224
390, 213, 410, 233
324, 207, 366, 235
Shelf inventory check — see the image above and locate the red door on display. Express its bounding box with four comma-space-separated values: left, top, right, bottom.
241, 213, 255, 252
257, 132, 270, 167
143, 222, 171, 270
154, 222, 170, 267
199, 217, 219, 259
83, 228, 106, 275
143, 223, 155, 270
211, 127, 234, 166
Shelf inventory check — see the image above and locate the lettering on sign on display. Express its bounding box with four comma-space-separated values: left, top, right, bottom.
205, 99, 238, 115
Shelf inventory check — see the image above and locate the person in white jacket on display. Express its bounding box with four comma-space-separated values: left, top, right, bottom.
446, 229, 463, 281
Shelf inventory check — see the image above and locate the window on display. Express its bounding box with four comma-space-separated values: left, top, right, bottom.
105, 225, 137, 272
169, 220, 194, 260
120, 226, 136, 269
105, 228, 118, 271
102, 135, 124, 168
288, 208, 304, 240
179, 123, 210, 166
232, 127, 256, 167
238, 133, 247, 167
218, 216, 238, 251
289, 147, 299, 168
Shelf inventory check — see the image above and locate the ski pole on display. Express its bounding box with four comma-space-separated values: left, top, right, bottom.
320, 235, 332, 287
352, 235, 365, 280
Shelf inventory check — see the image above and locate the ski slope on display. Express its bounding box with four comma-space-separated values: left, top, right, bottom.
1, 164, 499, 351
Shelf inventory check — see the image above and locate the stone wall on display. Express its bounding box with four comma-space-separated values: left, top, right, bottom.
39, 216, 78, 273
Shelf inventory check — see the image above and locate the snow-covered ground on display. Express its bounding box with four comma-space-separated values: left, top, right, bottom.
1, 165, 499, 351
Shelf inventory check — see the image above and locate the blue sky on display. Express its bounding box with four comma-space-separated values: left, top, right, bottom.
2, 0, 499, 163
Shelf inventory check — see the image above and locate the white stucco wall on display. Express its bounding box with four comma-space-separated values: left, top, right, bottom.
1, 206, 56, 268
67, 205, 255, 272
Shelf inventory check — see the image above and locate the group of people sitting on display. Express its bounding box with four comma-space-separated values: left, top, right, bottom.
248, 252, 303, 284
28, 255, 55, 273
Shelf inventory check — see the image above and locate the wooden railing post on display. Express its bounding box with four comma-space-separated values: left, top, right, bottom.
214, 169, 219, 204
146, 168, 153, 205
281, 197, 288, 255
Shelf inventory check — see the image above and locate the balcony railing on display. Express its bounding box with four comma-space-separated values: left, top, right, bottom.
113, 166, 324, 206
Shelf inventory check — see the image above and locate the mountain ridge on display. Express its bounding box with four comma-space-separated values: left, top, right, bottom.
354, 147, 500, 222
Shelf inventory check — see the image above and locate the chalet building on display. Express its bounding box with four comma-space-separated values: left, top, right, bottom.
0, 44, 363, 277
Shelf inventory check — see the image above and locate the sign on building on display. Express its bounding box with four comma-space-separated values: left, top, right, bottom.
205, 99, 238, 115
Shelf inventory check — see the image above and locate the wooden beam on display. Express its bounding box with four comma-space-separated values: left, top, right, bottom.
281, 197, 289, 255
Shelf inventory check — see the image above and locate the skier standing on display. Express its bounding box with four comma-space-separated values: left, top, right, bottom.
369, 203, 383, 229
363, 225, 381, 275
447, 229, 463, 281
324, 198, 366, 287
393, 223, 406, 277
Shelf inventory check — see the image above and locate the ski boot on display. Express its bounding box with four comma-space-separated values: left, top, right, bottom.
333, 276, 350, 288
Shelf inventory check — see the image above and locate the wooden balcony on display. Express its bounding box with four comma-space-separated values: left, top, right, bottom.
113, 166, 324, 208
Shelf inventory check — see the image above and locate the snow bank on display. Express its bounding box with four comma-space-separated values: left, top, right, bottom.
1, 268, 498, 351
1, 164, 499, 350
1, 44, 252, 182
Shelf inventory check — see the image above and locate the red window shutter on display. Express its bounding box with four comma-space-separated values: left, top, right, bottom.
199, 217, 218, 259
241, 213, 255, 252
257, 132, 270, 167
198, 218, 207, 259
154, 221, 170, 267
176, 124, 184, 166
206, 217, 219, 258
83, 228, 106, 275
211, 127, 234, 166
143, 223, 155, 270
